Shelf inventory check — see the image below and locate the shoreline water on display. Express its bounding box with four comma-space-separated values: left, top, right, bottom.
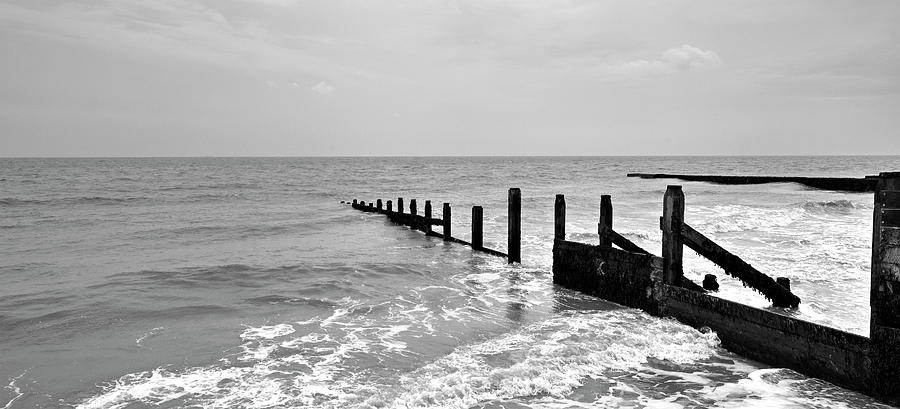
1, 156, 898, 408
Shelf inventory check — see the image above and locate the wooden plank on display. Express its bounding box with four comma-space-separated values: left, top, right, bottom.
882, 191, 900, 208
610, 230, 650, 255
883, 209, 900, 228
626, 173, 877, 192
681, 223, 800, 308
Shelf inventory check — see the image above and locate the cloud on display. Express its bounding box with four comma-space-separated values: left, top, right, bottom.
311, 81, 335, 95
603, 44, 722, 76
661, 44, 722, 71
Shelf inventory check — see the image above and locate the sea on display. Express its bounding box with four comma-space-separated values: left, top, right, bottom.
1, 156, 899, 409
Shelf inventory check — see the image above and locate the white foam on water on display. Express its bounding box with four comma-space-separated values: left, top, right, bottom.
381, 310, 721, 409
2, 370, 28, 409
240, 323, 295, 340
135, 326, 165, 346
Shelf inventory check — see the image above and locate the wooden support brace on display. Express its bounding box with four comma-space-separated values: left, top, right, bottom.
681, 223, 800, 308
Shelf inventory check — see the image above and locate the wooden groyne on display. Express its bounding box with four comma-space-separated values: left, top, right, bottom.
626, 173, 878, 192
344, 171, 900, 403
343, 188, 521, 262
555, 171, 900, 403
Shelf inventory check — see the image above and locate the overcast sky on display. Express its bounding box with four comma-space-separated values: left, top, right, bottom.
1, 0, 898, 157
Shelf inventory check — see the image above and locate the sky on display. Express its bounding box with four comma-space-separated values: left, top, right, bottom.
1, 0, 898, 157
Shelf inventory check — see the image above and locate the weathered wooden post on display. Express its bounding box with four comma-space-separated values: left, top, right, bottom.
398, 198, 404, 214
871, 171, 900, 400
662, 186, 685, 285
424, 200, 433, 235
508, 188, 521, 263
776, 277, 791, 292
387, 200, 393, 212
410, 199, 418, 229
352, 199, 357, 206
598, 195, 612, 249
554, 194, 565, 241
376, 199, 382, 210
442, 203, 452, 241
472, 206, 484, 250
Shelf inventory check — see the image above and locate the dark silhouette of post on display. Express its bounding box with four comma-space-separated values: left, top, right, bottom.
508, 188, 521, 263
871, 172, 900, 399
376, 199, 382, 210
776, 277, 791, 292
352, 199, 357, 206
398, 197, 404, 214
662, 186, 685, 285
598, 195, 612, 249
442, 203, 451, 241
386, 200, 392, 212
424, 200, 433, 234
472, 206, 484, 250
410, 199, 418, 229
554, 194, 565, 241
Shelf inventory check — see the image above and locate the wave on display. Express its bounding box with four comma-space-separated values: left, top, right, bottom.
77, 309, 725, 409
800, 200, 858, 213
0, 196, 147, 207
159, 182, 258, 192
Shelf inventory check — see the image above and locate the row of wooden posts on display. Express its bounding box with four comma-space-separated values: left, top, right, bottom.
349, 185, 798, 308
553, 186, 799, 307
345, 188, 522, 263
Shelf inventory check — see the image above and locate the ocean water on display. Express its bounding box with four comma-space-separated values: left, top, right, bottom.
1, 156, 898, 408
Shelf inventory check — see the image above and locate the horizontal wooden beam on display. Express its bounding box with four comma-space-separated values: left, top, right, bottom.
680, 223, 800, 308
626, 173, 877, 193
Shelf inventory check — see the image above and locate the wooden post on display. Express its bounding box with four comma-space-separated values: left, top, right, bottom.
776, 277, 790, 292
598, 195, 612, 249
554, 194, 565, 241
508, 188, 521, 263
442, 203, 452, 241
662, 185, 685, 285
352, 199, 357, 206
376, 199, 382, 210
398, 198, 404, 214
871, 172, 900, 399
424, 200, 433, 234
410, 199, 418, 229
410, 199, 417, 215
387, 200, 393, 212
472, 206, 483, 250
